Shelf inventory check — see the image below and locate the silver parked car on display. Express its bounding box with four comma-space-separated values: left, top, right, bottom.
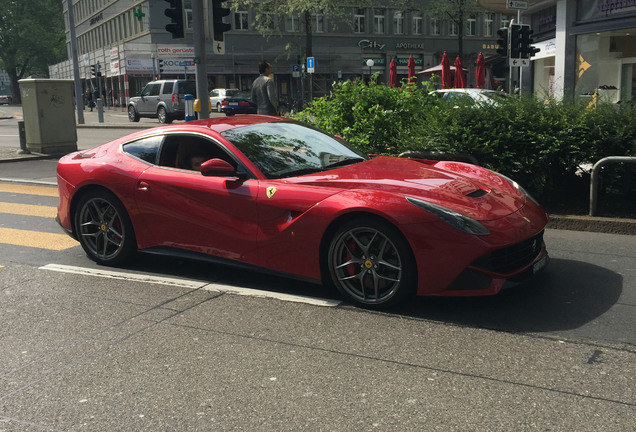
209, 88, 241, 112
128, 79, 196, 123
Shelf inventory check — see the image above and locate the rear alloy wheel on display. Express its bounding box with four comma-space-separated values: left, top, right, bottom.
327, 218, 415, 308
75, 190, 136, 266
158, 106, 172, 124
216, 102, 222, 112
128, 105, 139, 122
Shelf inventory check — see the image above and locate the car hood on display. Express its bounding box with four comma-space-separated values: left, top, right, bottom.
288, 156, 525, 221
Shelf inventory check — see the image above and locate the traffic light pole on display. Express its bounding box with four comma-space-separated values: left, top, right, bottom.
191, 0, 209, 119
66, 0, 84, 124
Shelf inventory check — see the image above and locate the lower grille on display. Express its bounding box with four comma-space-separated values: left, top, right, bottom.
471, 230, 544, 274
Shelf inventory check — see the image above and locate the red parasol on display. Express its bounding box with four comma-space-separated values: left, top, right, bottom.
389, 58, 397, 88
476, 53, 485, 89
441, 52, 451, 89
407, 55, 416, 83
454, 57, 466, 88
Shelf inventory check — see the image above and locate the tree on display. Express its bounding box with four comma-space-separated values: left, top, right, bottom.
417, 0, 485, 58
229, 0, 373, 63
0, 0, 66, 103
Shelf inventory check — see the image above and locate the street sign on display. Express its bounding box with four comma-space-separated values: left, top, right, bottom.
507, 1, 528, 9
307, 56, 315, 73
292, 64, 300, 78
510, 58, 530, 67
213, 40, 225, 55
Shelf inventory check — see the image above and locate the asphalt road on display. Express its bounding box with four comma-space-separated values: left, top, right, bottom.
0, 182, 635, 431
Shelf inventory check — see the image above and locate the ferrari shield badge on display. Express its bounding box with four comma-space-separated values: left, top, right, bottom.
266, 186, 277, 199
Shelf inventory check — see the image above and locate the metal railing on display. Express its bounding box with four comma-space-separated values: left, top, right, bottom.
589, 156, 636, 216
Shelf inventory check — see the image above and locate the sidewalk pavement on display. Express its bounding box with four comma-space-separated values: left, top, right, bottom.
1, 106, 635, 235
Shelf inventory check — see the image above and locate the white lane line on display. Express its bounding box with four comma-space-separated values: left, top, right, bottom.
39, 264, 340, 307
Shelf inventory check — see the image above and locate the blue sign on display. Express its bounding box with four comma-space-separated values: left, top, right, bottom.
307, 56, 315, 73
292, 64, 300, 72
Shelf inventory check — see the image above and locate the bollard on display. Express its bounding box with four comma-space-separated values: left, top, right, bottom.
96, 98, 104, 123
17, 120, 30, 154
184, 94, 195, 122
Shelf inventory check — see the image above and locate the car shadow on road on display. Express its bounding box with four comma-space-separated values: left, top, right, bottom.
394, 258, 622, 333
127, 254, 622, 335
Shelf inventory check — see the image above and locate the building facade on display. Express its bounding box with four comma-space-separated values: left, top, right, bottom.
51, 0, 636, 106
480, 0, 636, 102
50, 0, 516, 107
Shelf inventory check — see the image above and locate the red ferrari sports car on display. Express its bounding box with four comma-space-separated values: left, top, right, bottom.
56, 115, 549, 308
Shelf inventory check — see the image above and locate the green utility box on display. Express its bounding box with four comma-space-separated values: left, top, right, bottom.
18, 79, 77, 154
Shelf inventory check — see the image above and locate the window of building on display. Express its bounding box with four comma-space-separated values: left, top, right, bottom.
354, 8, 365, 33
484, 13, 494, 37
430, 18, 439, 36
313, 13, 325, 33
285, 14, 301, 32
393, 11, 404, 35
235, 11, 249, 31
501, 16, 512, 28
373, 8, 385, 34
184, 0, 193, 32
412, 15, 422, 35
449, 20, 458, 36
466, 16, 476, 36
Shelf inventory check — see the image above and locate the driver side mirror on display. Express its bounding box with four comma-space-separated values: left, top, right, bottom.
201, 158, 247, 179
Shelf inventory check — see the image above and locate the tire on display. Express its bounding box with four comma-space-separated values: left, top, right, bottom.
216, 103, 222, 113
158, 106, 172, 124
327, 217, 415, 308
74, 190, 137, 266
128, 105, 140, 122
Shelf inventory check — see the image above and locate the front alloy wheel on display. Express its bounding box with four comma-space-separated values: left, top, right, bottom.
158, 106, 172, 124
128, 105, 139, 122
75, 190, 136, 265
327, 218, 415, 308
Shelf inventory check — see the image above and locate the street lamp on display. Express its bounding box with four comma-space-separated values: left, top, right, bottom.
366, 58, 374, 78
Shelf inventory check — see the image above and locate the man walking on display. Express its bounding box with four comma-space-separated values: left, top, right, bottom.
251, 61, 279, 115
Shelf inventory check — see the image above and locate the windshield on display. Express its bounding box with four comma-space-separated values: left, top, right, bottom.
221, 121, 367, 179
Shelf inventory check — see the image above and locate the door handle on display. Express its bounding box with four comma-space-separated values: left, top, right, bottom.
137, 181, 151, 191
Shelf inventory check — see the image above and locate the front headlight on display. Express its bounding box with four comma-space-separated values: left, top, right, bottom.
406, 197, 490, 236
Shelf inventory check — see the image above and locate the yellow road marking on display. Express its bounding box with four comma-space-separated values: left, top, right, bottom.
0, 202, 57, 218
0, 227, 78, 250
0, 183, 58, 197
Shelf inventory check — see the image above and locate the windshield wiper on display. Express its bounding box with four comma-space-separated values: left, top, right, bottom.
323, 157, 366, 170
273, 167, 324, 178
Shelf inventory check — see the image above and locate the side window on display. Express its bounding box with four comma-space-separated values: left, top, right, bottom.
122, 135, 163, 164
159, 134, 237, 171
210, 90, 219, 97
147, 83, 161, 96
162, 81, 174, 95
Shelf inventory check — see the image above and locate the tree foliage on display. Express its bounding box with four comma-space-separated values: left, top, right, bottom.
229, 0, 373, 61
292, 78, 636, 211
415, 0, 485, 57
0, 0, 66, 101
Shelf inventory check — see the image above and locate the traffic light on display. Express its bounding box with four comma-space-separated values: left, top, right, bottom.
91, 64, 101, 77
212, 0, 231, 42
519, 25, 541, 59
164, 0, 184, 39
496, 28, 508, 57
158, 59, 165, 74
510, 24, 522, 59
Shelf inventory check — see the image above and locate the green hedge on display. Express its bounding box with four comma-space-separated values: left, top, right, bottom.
292, 78, 636, 206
